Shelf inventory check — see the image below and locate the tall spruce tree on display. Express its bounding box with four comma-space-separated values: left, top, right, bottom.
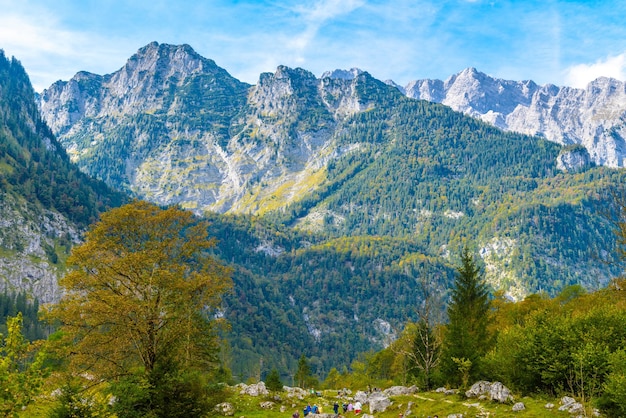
441, 247, 491, 386
295, 354, 311, 388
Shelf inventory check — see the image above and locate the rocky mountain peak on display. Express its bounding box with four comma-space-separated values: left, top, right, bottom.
320, 68, 364, 80
106, 42, 229, 101
39, 42, 249, 137
252, 66, 319, 113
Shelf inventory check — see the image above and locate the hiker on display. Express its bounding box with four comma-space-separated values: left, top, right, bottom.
342, 402, 348, 413
333, 402, 339, 414
354, 401, 362, 414
303, 404, 312, 416
312, 404, 319, 414
293, 411, 300, 418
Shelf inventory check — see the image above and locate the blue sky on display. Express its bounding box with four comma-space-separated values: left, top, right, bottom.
1, 0, 625, 92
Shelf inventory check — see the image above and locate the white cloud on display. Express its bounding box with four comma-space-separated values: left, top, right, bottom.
287, 0, 365, 62
299, 0, 365, 22
563, 53, 626, 88
0, 9, 139, 91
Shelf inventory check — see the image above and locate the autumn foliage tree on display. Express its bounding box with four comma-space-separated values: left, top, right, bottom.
46, 200, 232, 416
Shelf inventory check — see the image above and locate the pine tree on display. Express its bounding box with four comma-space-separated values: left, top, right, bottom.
441, 247, 491, 386
265, 368, 283, 391
295, 354, 311, 388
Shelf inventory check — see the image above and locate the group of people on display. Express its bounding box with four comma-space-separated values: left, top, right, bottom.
296, 400, 363, 417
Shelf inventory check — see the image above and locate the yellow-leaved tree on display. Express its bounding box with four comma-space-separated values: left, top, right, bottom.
46, 200, 232, 417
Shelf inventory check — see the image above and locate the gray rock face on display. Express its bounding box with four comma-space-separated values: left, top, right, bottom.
321, 68, 364, 81
557, 146, 593, 172
403, 68, 626, 168
0, 193, 80, 303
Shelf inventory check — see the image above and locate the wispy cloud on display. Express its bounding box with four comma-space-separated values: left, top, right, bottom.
0, 8, 136, 91
285, 0, 364, 64
564, 53, 626, 88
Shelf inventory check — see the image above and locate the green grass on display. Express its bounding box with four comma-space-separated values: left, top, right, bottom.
219, 388, 589, 417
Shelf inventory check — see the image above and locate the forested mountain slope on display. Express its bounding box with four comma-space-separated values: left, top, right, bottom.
0, 50, 126, 302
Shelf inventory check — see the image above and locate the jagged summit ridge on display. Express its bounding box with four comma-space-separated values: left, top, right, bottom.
402, 68, 626, 167
39, 42, 249, 135
38, 43, 397, 215
320, 68, 364, 80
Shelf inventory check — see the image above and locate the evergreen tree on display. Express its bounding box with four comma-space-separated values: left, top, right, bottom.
441, 247, 491, 386
265, 368, 283, 391
295, 354, 311, 388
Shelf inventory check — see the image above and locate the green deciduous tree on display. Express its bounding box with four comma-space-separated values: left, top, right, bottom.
0, 313, 47, 416
441, 247, 491, 386
46, 200, 232, 416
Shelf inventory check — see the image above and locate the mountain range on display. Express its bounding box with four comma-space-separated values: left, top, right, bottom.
3, 42, 626, 380
398, 67, 626, 168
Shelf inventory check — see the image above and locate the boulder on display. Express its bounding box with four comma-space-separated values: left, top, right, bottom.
214, 402, 235, 416
369, 392, 391, 413
512, 402, 525, 411
284, 386, 307, 399
403, 401, 414, 417
239, 381, 269, 396
465, 381, 491, 398
545, 403, 555, 409
354, 390, 369, 403
465, 381, 513, 403
435, 387, 458, 395
259, 401, 274, 409
383, 385, 418, 396
490, 381, 514, 403
558, 396, 584, 414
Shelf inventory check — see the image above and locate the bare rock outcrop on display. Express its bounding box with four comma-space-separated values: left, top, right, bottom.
465, 381, 513, 403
